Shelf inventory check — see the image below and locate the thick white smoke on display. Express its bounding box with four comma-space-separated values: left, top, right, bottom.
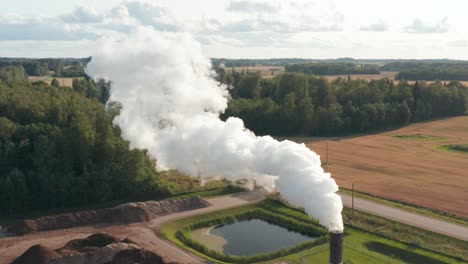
87, 26, 343, 231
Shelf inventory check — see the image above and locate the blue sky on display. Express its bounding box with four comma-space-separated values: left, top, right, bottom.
1, 0, 467, 59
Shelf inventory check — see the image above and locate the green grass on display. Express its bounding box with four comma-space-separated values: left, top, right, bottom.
393, 134, 448, 141
437, 144, 468, 154
266, 229, 458, 264
161, 199, 466, 263
339, 188, 468, 226
342, 207, 468, 262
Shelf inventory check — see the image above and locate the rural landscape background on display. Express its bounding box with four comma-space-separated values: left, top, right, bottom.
1, 0, 468, 264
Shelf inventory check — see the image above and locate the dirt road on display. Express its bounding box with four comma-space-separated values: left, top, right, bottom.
0, 191, 266, 264
340, 194, 468, 241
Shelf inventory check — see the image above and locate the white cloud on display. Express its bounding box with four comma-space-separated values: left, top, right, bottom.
404, 17, 449, 33
227, 0, 279, 13
61, 5, 103, 23
0, 15, 98, 41
123, 1, 182, 31
447, 39, 468, 48
360, 20, 388, 32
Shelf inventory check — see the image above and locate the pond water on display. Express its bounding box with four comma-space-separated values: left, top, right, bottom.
208, 219, 316, 256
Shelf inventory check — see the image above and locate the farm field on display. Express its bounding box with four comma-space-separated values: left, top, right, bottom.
224, 66, 468, 86
28, 76, 76, 87
303, 116, 468, 218
224, 66, 284, 78
322, 71, 397, 82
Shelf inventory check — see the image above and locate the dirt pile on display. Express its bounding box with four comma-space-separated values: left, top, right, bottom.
57, 233, 121, 255
106, 247, 167, 264
11, 233, 177, 264
11, 244, 60, 264
9, 196, 210, 235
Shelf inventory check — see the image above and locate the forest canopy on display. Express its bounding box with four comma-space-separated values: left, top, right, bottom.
0, 73, 173, 215
217, 68, 468, 136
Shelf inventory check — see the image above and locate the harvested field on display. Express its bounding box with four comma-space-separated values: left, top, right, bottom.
224, 66, 284, 78
322, 71, 397, 81
224, 67, 468, 86
28, 76, 76, 87
303, 116, 468, 218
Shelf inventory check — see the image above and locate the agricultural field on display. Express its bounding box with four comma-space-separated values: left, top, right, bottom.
223, 66, 468, 85
224, 66, 284, 78
322, 71, 398, 82
28, 76, 76, 87
303, 116, 468, 218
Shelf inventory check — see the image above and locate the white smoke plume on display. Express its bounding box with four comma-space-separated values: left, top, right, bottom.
87, 26, 343, 231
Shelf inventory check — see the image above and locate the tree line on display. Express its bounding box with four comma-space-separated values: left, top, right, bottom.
217, 68, 468, 136
285, 63, 380, 75
0, 57, 90, 77
0, 69, 173, 215
396, 67, 468, 81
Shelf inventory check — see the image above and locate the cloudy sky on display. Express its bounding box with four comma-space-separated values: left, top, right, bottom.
1, 0, 467, 59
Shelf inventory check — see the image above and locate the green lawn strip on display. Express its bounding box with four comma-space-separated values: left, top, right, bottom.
267, 229, 407, 264
161, 199, 465, 263
343, 207, 468, 262
392, 134, 448, 141
267, 229, 461, 264
339, 188, 468, 226
437, 144, 468, 154
257, 199, 319, 225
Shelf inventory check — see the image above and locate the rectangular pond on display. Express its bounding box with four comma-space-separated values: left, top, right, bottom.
192, 219, 317, 256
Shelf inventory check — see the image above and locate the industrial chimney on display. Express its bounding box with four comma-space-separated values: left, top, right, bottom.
329, 231, 343, 264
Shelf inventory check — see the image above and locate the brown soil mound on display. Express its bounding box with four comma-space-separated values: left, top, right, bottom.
12, 233, 176, 264
57, 233, 121, 255
106, 248, 167, 264
11, 244, 60, 264
9, 196, 210, 235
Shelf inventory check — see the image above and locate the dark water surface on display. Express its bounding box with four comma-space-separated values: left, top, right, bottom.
211, 219, 316, 256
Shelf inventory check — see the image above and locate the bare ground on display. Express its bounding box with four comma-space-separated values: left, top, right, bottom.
305, 116, 468, 218
0, 191, 267, 264
28, 76, 76, 87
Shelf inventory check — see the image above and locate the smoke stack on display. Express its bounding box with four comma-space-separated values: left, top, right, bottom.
329, 231, 343, 264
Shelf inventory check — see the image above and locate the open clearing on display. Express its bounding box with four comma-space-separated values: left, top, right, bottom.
224, 66, 284, 78
304, 116, 468, 218
322, 71, 397, 82
28, 76, 75, 87
223, 67, 468, 86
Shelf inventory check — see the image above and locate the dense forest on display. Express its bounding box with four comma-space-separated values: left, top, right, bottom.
285, 63, 379, 75
217, 68, 468, 136
0, 66, 173, 215
0, 57, 90, 77
396, 65, 468, 81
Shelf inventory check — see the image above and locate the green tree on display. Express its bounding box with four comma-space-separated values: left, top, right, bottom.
51, 78, 60, 87
398, 100, 412, 124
